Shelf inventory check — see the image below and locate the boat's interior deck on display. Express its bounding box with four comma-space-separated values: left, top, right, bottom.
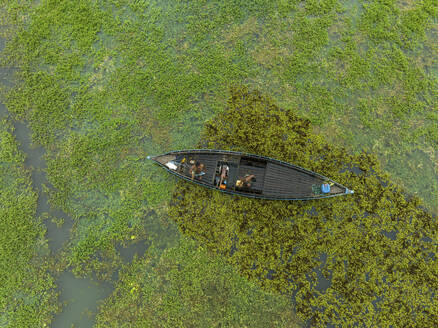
262, 162, 321, 198
192, 153, 218, 183
154, 151, 345, 198
237, 157, 266, 193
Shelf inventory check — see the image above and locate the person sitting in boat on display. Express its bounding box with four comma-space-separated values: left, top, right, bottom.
236, 174, 256, 190
190, 162, 205, 180
321, 182, 331, 194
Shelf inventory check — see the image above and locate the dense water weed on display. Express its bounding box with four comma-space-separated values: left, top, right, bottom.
170, 87, 436, 327
95, 235, 304, 327
0, 119, 60, 327
0, 0, 436, 327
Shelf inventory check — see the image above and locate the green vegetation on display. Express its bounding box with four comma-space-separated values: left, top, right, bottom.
0, 119, 59, 327
0, 0, 436, 327
170, 87, 437, 327
95, 235, 303, 328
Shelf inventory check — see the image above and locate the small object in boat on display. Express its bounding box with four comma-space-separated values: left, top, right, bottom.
165, 161, 178, 170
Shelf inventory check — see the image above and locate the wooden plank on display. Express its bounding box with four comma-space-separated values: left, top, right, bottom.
262, 162, 322, 197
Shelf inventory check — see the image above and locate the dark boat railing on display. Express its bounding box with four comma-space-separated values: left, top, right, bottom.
147, 149, 354, 200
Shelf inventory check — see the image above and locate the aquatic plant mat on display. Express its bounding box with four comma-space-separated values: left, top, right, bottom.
0, 0, 436, 327
169, 87, 436, 327
0, 119, 59, 327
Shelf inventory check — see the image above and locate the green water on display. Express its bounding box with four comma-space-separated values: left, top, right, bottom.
0, 0, 436, 327
0, 35, 151, 328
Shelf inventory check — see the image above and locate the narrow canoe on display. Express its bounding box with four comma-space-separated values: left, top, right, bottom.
148, 149, 354, 200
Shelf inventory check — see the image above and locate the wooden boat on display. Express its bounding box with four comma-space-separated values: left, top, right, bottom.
147, 149, 354, 200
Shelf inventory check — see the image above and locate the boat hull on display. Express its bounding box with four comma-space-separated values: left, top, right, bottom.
148, 149, 353, 200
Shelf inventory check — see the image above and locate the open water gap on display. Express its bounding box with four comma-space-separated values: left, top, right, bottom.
0, 35, 150, 328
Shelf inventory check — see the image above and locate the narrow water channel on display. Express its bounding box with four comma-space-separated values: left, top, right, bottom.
11, 119, 115, 328
0, 36, 150, 328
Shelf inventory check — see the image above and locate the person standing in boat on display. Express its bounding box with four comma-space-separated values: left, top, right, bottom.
190, 161, 205, 180
218, 164, 229, 187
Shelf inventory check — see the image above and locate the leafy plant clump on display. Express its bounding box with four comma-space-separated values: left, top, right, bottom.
0, 0, 436, 325
1, 0, 436, 283
169, 87, 437, 328
95, 235, 304, 328
0, 119, 59, 327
